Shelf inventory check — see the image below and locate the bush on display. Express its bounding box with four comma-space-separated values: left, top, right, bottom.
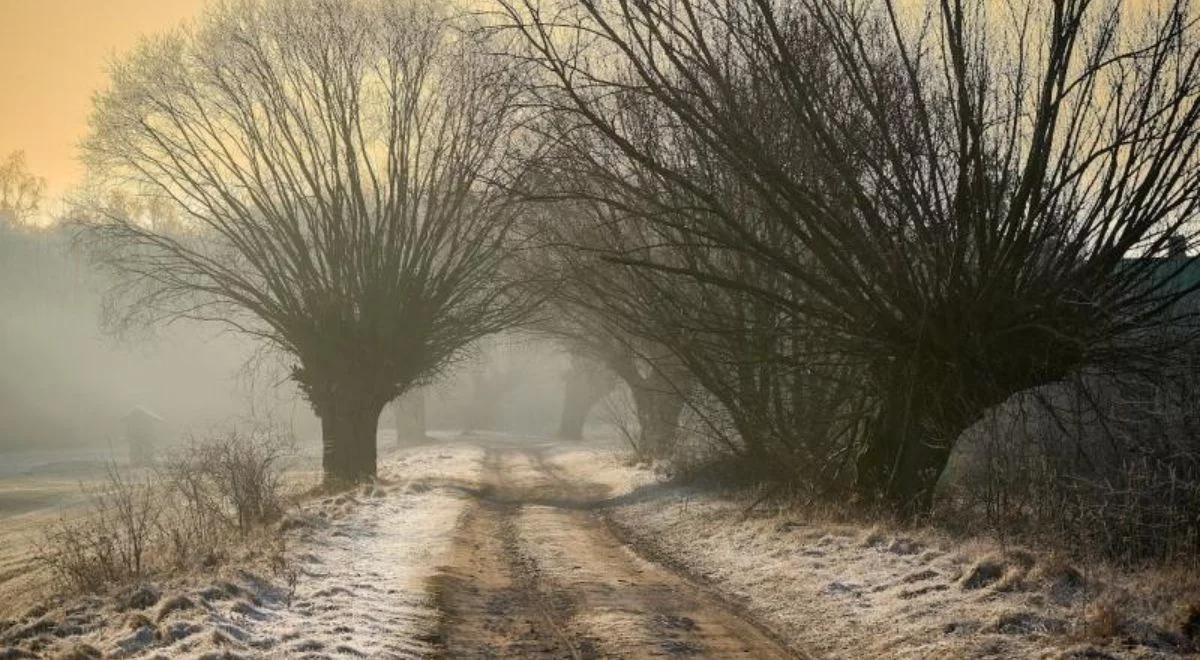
161, 428, 290, 535
39, 465, 161, 592
38, 426, 294, 593
942, 374, 1200, 566
597, 384, 645, 458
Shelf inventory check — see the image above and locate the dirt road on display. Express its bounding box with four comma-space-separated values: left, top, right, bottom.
431, 437, 803, 659
0, 438, 805, 658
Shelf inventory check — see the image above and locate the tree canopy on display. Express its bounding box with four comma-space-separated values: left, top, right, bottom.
81, 0, 536, 482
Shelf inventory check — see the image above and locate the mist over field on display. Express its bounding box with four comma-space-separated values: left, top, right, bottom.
0, 225, 284, 454
0, 222, 571, 461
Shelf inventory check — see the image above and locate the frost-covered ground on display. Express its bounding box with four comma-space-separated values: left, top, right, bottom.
4, 436, 1196, 659
0, 443, 483, 659
560, 445, 1200, 659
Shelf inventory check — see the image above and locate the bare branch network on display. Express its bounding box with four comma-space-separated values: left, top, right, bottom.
78, 0, 540, 483
69, 0, 1200, 529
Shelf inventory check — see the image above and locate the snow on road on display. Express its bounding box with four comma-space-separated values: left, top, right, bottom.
182, 444, 483, 658
7, 435, 1197, 659
256, 490, 466, 657
433, 441, 798, 658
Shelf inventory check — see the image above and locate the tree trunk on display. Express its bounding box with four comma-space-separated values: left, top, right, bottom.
392, 390, 427, 445
855, 418, 950, 517
464, 369, 511, 432
319, 395, 383, 485
558, 361, 613, 440
854, 376, 980, 517
631, 383, 685, 460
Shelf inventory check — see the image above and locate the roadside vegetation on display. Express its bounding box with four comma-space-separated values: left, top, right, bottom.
504, 0, 1200, 570
501, 1, 1200, 651
36, 426, 295, 596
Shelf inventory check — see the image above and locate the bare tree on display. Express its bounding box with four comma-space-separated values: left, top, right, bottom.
557, 351, 615, 441
391, 389, 428, 444
503, 0, 1200, 514
79, 0, 535, 484
0, 150, 45, 227
509, 16, 865, 483
519, 185, 696, 458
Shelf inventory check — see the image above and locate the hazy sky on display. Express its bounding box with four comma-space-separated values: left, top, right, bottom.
0, 0, 207, 204
0, 0, 1165, 212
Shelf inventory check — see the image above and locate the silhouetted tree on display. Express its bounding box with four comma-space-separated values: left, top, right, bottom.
80, 0, 534, 483
557, 351, 615, 441
391, 389, 427, 445
504, 0, 1200, 514
520, 186, 695, 459
509, 16, 865, 484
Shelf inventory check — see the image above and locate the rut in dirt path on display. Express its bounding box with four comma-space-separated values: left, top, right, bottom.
431, 442, 804, 659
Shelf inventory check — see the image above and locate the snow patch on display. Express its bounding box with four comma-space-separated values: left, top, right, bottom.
1, 443, 483, 659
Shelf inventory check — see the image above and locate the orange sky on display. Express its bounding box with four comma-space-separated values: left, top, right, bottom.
0, 0, 1163, 215
0, 0, 207, 207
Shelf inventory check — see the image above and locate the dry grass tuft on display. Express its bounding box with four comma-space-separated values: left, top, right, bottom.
155, 594, 195, 622
1054, 643, 1121, 659
55, 643, 102, 659
198, 581, 244, 603
123, 611, 153, 630
1083, 596, 1124, 640
989, 609, 1068, 635
960, 555, 1007, 590
1035, 556, 1089, 607
1005, 548, 1037, 569
1033, 556, 1085, 587
35, 427, 293, 597
859, 528, 887, 548
956, 548, 1040, 592
886, 537, 923, 555
119, 585, 160, 612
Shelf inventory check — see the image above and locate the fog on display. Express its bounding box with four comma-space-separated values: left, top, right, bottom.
424, 336, 572, 438
0, 221, 321, 456
0, 221, 575, 459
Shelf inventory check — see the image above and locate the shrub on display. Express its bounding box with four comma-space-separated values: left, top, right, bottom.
597, 385, 646, 458
161, 428, 290, 536
37, 425, 294, 593
39, 465, 161, 592
943, 373, 1200, 566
